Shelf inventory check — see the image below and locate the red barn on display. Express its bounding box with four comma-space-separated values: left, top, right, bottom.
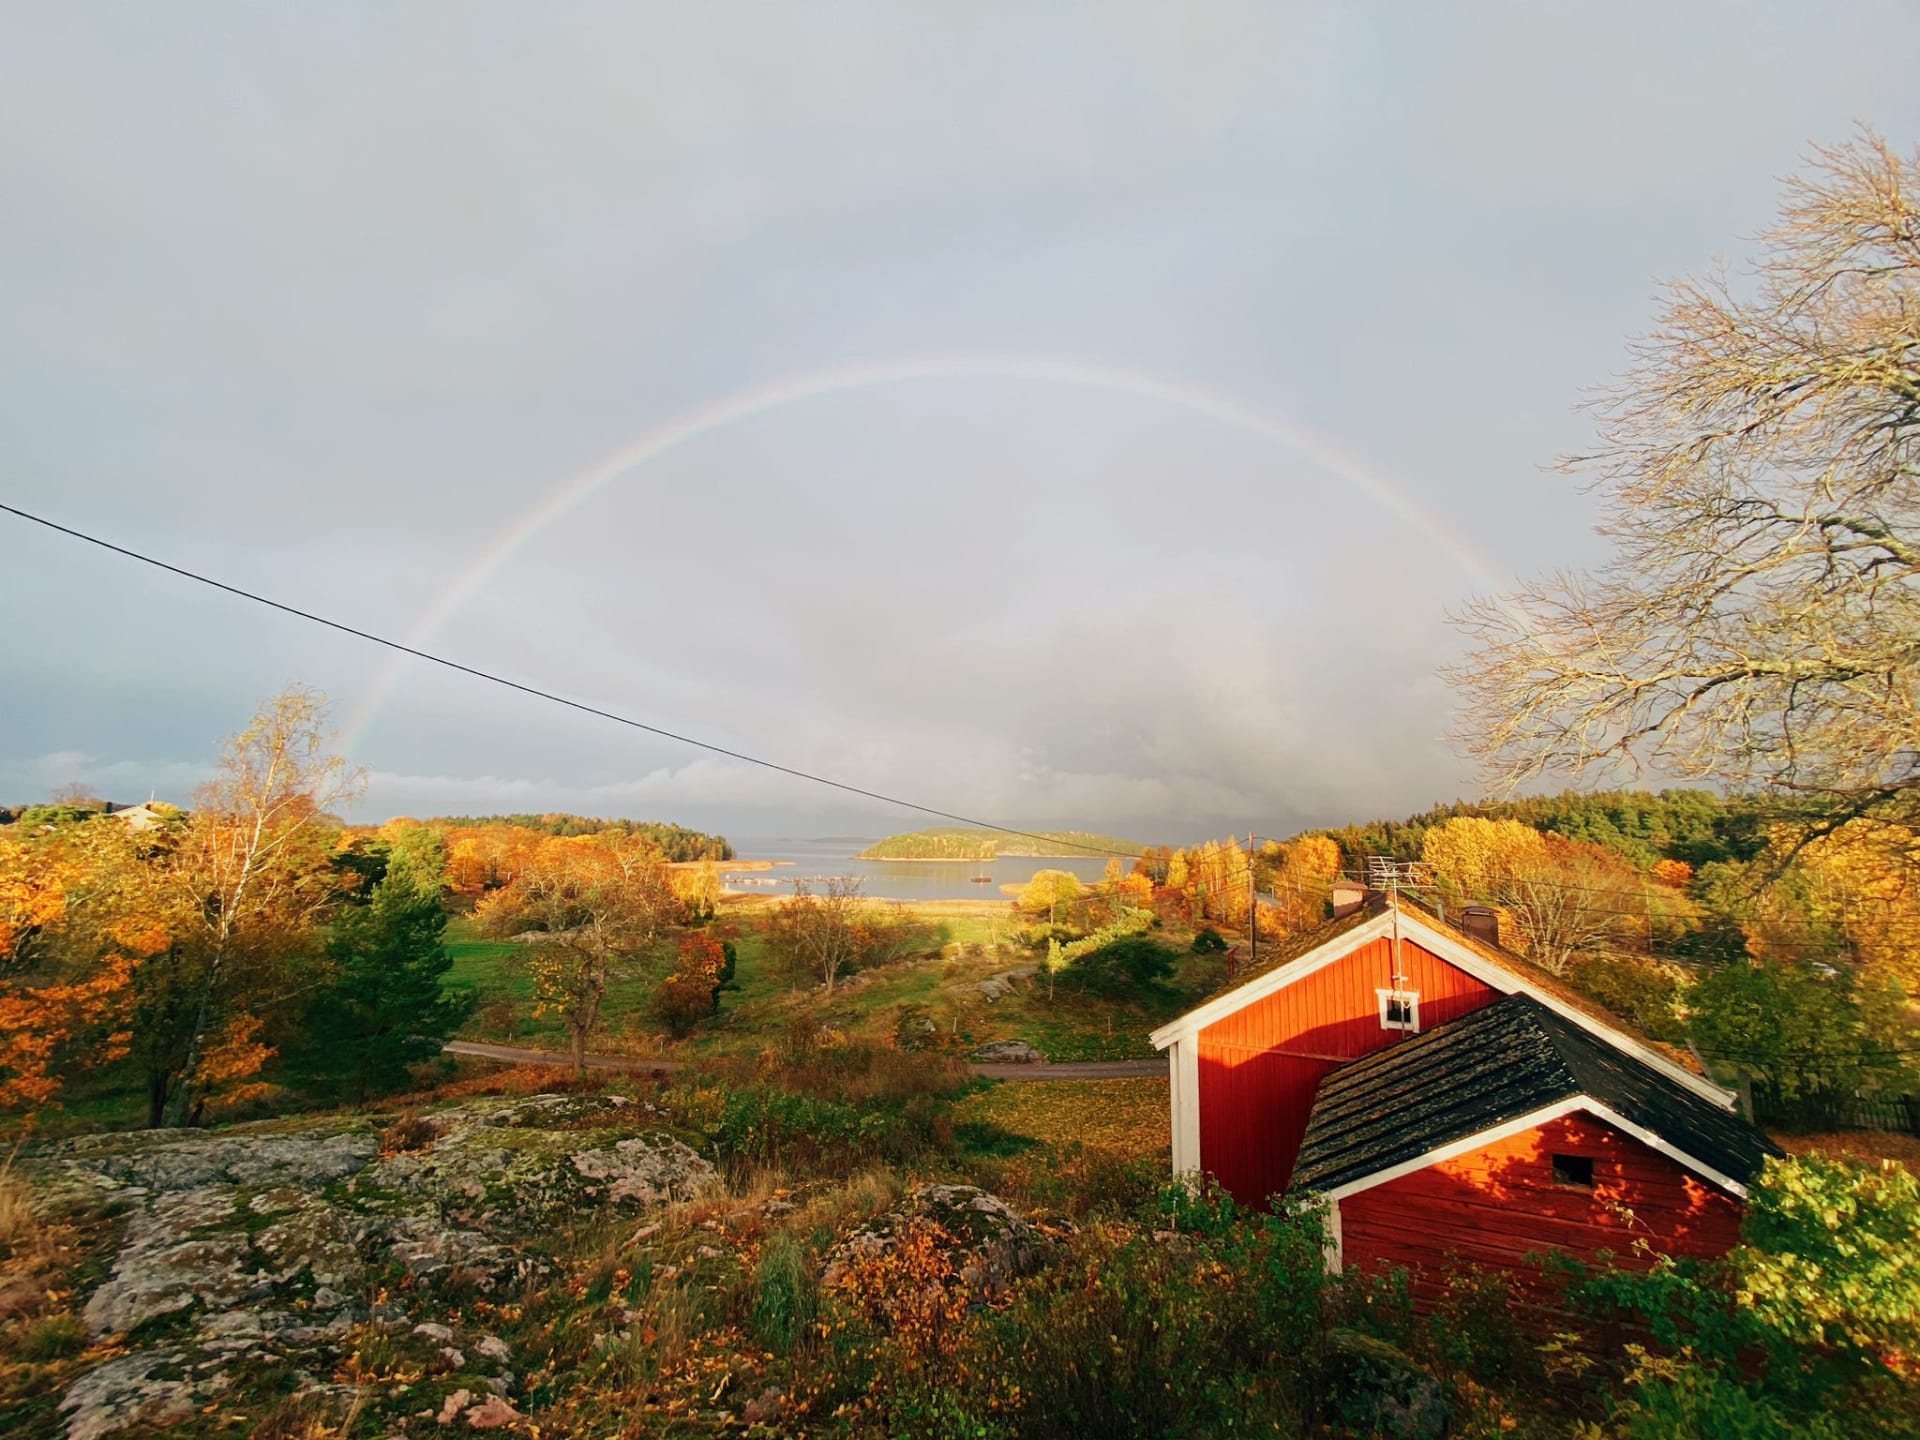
1150, 894, 1779, 1284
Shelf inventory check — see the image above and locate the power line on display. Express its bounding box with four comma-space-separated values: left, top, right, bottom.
0, 501, 1148, 860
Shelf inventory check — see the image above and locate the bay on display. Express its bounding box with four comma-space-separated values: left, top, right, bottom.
722, 836, 1118, 903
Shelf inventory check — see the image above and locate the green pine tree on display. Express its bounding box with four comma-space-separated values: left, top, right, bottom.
290, 873, 472, 1104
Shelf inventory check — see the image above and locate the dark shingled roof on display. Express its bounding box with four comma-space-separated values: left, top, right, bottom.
1292, 994, 1782, 1196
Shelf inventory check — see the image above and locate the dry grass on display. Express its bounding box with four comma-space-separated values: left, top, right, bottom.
953, 1077, 1170, 1158
0, 1160, 41, 1268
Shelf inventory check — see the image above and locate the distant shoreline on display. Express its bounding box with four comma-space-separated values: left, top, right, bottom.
857, 854, 1110, 864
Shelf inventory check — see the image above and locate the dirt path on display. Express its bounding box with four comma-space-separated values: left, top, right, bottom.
442, 1039, 1165, 1082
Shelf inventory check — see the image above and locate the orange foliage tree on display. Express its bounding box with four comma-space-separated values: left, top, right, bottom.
0, 827, 153, 1117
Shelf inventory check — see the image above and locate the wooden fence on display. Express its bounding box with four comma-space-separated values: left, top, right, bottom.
1750, 1083, 1920, 1135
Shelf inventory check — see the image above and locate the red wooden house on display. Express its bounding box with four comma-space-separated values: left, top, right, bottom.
1150, 894, 1779, 1285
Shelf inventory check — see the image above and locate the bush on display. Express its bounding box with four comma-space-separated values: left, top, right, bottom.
1073, 936, 1179, 995
1191, 927, 1228, 954
650, 971, 715, 1038
380, 1113, 443, 1154
1568, 1155, 1920, 1436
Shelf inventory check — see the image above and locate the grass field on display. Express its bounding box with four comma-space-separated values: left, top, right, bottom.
446, 902, 1231, 1062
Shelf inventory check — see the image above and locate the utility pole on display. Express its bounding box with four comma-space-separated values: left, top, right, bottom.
1247, 831, 1258, 969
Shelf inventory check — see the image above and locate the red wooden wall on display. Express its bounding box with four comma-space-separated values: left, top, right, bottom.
1196, 935, 1497, 1204
1339, 1111, 1745, 1308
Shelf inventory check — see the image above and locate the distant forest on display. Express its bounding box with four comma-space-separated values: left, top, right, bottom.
1310, 789, 1777, 872
859, 827, 1145, 861
429, 813, 733, 862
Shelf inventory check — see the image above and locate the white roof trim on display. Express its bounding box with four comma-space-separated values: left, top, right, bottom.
1582, 1099, 1748, 1199
1149, 911, 1397, 1049
1149, 902, 1734, 1110
1315, 1094, 1747, 1202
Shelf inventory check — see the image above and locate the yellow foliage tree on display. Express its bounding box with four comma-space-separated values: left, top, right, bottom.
1017, 869, 1085, 926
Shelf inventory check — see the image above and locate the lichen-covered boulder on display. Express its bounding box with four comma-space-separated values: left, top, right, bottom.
44, 1092, 714, 1438
358, 1095, 712, 1228
824, 1184, 1053, 1297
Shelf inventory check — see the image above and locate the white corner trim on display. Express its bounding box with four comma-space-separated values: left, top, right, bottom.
1391, 911, 1736, 1110
1325, 1197, 1344, 1274
1149, 911, 1397, 1049
1321, 1098, 1588, 1200
1581, 1099, 1748, 1199
1317, 1094, 1749, 1204
1176, 1035, 1202, 1175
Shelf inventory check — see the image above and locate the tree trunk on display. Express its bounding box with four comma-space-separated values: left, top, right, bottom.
147, 1069, 171, 1130
570, 1025, 587, 1076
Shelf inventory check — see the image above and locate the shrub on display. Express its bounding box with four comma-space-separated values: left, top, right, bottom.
8, 1312, 86, 1362
1072, 936, 1178, 995
379, 1113, 443, 1154
650, 971, 715, 1038
1568, 1155, 1920, 1436
1191, 927, 1228, 954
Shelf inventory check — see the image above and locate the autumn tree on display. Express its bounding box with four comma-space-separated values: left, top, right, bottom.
671, 860, 722, 922
1452, 135, 1920, 834
156, 685, 360, 1125
762, 877, 926, 994
1421, 816, 1644, 973
477, 832, 676, 1072
1018, 869, 1085, 927
0, 827, 146, 1115
650, 932, 729, 1037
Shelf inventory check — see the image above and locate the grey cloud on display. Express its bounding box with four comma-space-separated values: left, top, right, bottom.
4, 4, 1919, 842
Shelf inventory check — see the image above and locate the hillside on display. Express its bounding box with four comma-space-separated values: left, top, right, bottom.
857, 827, 1144, 861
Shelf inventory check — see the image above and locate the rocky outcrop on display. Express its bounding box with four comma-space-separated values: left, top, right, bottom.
824, 1183, 1055, 1297
970, 966, 1037, 1001
969, 1039, 1047, 1064
46, 1094, 715, 1440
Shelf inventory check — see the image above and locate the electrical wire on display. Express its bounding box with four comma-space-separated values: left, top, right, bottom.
0, 500, 1149, 859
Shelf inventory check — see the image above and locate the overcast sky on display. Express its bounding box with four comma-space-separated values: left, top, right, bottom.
4, 4, 1918, 845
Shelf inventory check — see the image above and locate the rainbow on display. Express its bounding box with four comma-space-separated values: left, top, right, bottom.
340, 354, 1509, 755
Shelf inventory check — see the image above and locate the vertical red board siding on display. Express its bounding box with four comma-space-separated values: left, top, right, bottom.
1195, 936, 1498, 1204
1340, 1112, 1745, 1308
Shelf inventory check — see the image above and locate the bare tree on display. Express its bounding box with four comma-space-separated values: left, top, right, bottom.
478, 834, 676, 1073
1451, 134, 1920, 833
767, 876, 869, 994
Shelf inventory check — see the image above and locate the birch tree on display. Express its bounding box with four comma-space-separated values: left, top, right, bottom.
163, 685, 360, 1124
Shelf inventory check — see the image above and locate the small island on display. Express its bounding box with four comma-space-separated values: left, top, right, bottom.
858, 826, 1145, 861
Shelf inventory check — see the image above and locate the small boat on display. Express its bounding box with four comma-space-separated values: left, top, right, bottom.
970, 873, 994, 884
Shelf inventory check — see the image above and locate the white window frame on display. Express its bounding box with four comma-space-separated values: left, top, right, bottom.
1376, 988, 1420, 1032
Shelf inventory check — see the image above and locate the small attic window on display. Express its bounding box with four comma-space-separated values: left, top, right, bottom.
1552, 1154, 1596, 1189
1377, 989, 1420, 1032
